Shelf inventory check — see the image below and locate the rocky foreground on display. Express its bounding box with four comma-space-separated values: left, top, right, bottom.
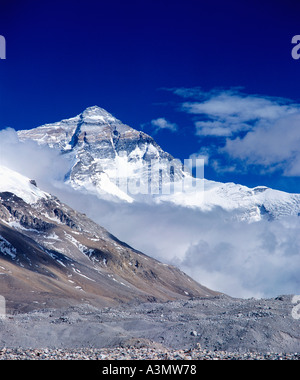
0, 346, 300, 360
0, 294, 300, 360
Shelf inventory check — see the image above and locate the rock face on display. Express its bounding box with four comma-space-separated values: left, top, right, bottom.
0, 165, 217, 313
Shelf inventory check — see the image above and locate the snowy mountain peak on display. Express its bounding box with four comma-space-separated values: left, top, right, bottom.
81, 105, 119, 124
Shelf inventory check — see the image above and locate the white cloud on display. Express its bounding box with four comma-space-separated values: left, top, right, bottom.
195, 120, 236, 137
88, 200, 300, 299
150, 117, 178, 133
189, 148, 210, 165
223, 113, 300, 176
182, 89, 300, 137
169, 87, 300, 176
180, 215, 300, 298
183, 93, 296, 121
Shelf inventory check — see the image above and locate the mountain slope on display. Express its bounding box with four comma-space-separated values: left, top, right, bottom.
0, 165, 217, 313
18, 106, 300, 221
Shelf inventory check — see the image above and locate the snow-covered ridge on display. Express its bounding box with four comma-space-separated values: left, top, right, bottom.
0, 165, 48, 204
18, 106, 131, 151
199, 179, 300, 221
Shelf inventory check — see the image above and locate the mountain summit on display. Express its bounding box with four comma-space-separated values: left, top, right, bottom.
81, 105, 119, 122
18, 106, 171, 157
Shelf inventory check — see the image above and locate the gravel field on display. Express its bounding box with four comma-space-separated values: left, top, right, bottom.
1, 346, 299, 360
1, 294, 300, 360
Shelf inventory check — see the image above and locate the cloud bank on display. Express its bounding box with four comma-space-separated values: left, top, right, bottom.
92, 201, 300, 299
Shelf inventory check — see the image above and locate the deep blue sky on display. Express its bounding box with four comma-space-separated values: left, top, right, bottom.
1, 0, 300, 192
